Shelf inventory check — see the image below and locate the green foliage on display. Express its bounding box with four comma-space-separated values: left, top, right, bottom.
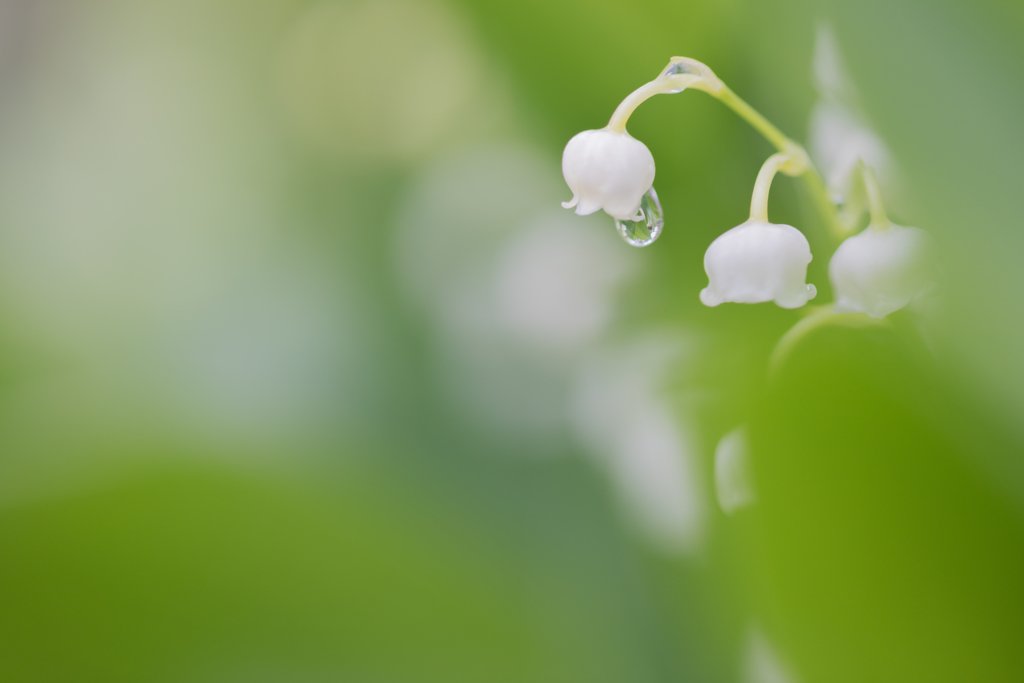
0, 0, 1021, 680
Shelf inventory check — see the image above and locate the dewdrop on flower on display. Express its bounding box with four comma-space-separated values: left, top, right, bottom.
561, 58, 716, 247
561, 129, 655, 221
700, 152, 817, 309
561, 129, 664, 247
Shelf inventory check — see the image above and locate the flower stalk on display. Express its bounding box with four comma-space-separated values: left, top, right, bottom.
768, 307, 887, 376
860, 161, 890, 230
749, 152, 806, 223
606, 75, 704, 133
606, 57, 847, 245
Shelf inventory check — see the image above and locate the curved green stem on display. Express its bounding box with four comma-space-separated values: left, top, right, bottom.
749, 152, 805, 222
711, 84, 844, 244
607, 74, 703, 133
768, 308, 888, 377
859, 162, 890, 230
714, 84, 792, 154
606, 57, 847, 245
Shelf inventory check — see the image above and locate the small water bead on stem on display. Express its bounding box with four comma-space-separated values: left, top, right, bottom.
658, 68, 691, 94
656, 58, 719, 94
615, 187, 664, 247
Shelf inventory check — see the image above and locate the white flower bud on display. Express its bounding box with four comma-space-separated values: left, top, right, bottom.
829, 223, 934, 319
561, 128, 655, 221
700, 221, 817, 309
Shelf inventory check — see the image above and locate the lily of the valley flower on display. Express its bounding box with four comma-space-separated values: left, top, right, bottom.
830, 163, 934, 319
561, 58, 713, 226
701, 152, 817, 309
701, 220, 817, 308
561, 129, 655, 221
830, 222, 933, 319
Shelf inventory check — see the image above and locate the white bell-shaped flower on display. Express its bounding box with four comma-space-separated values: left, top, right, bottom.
830, 223, 934, 319
700, 220, 817, 309
561, 128, 655, 221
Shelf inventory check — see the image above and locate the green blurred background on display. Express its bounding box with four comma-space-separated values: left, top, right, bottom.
0, 0, 1021, 680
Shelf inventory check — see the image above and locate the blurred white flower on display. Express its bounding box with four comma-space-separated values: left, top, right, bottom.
830, 223, 935, 319
809, 102, 892, 202
561, 128, 655, 221
611, 403, 703, 553
714, 427, 756, 514
571, 336, 705, 555
494, 215, 633, 350
395, 145, 636, 444
700, 221, 817, 309
808, 24, 896, 202
743, 626, 800, 683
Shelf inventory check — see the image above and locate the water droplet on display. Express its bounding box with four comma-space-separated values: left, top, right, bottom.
615, 187, 664, 247
662, 61, 696, 76
660, 61, 697, 93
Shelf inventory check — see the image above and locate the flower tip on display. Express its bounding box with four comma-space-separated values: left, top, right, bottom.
774, 284, 817, 309
573, 197, 602, 216
561, 196, 579, 210
699, 287, 722, 307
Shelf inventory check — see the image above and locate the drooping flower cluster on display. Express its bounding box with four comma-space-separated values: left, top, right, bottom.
558, 54, 935, 322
